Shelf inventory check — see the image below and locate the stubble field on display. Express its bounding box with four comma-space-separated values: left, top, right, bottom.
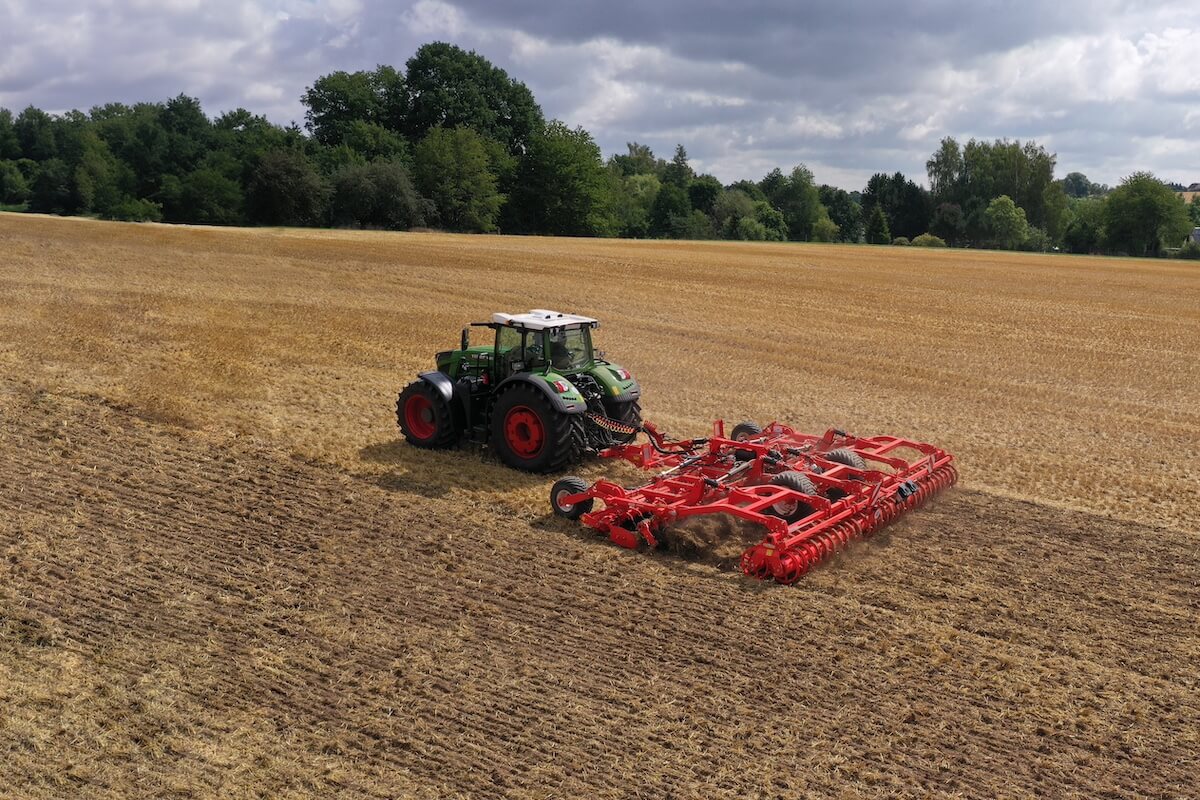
1, 213, 1198, 798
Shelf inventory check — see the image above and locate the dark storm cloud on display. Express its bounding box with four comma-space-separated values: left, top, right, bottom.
0, 0, 1196, 188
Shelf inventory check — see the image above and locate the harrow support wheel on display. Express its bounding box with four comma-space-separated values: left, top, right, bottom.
730, 421, 763, 442
550, 476, 593, 520
768, 471, 817, 524
491, 384, 585, 473
823, 448, 867, 470
397, 380, 457, 448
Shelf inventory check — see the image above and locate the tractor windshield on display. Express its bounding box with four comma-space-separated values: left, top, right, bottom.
547, 326, 592, 372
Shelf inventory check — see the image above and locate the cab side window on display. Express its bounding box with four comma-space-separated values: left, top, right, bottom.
496, 326, 522, 358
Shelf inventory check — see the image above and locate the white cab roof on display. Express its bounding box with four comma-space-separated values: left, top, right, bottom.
491, 309, 598, 330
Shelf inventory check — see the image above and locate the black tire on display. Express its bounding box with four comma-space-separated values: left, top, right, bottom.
604, 399, 642, 444
397, 380, 457, 448
823, 448, 867, 470
550, 476, 593, 519
491, 383, 585, 473
768, 470, 817, 524
730, 421, 762, 442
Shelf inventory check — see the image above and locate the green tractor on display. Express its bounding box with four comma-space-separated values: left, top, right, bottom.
397, 310, 642, 472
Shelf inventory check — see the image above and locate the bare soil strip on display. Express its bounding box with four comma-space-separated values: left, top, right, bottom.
3, 383, 1196, 799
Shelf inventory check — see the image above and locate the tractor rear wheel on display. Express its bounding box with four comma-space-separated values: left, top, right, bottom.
768, 471, 817, 524
491, 384, 585, 472
397, 380, 457, 448
605, 400, 642, 444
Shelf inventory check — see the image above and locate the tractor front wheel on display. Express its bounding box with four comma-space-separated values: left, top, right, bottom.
397, 380, 457, 448
491, 384, 584, 472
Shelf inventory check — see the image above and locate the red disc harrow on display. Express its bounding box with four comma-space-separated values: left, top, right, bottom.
550, 420, 957, 584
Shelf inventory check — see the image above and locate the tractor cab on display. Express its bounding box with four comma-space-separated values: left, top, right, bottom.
486, 310, 598, 378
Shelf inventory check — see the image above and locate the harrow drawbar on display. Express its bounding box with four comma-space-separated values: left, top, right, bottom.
550, 420, 957, 584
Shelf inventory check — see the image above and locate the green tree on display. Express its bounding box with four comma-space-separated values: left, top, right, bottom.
753, 201, 788, 241
72, 130, 124, 215
331, 161, 426, 230
302, 66, 407, 146
761, 164, 822, 241
985, 195, 1028, 249
712, 189, 756, 236
661, 144, 693, 188
105, 196, 162, 222
818, 185, 862, 242
160, 94, 211, 175
925, 136, 964, 205
865, 203, 890, 244
608, 142, 662, 177
735, 217, 768, 241
688, 174, 722, 215
670, 209, 715, 240
1059, 172, 1094, 198
28, 158, 73, 213
1102, 172, 1192, 256
14, 107, 57, 160
608, 172, 660, 238
508, 121, 613, 236
0, 109, 19, 159
1041, 183, 1071, 244
1062, 197, 1105, 254
1188, 195, 1200, 226
245, 149, 328, 226
862, 171, 931, 241
413, 126, 502, 232
178, 168, 244, 225
727, 179, 767, 202
911, 233, 947, 247
404, 43, 543, 153
648, 183, 690, 237
0, 160, 30, 204
341, 120, 409, 163
811, 212, 839, 242
930, 203, 965, 246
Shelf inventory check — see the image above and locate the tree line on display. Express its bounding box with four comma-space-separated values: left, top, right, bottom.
1, 41, 1197, 258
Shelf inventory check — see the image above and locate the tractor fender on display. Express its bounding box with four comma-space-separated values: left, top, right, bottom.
496, 374, 586, 415
611, 381, 641, 404
417, 370, 454, 403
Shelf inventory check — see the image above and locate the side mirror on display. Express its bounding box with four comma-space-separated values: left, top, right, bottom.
461, 327, 470, 351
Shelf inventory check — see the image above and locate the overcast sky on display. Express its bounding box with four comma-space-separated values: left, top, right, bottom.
2, 0, 1197, 189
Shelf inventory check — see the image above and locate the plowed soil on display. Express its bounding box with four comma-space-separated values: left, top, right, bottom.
2, 214, 1199, 798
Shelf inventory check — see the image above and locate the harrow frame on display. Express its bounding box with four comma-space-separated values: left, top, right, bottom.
551, 420, 957, 584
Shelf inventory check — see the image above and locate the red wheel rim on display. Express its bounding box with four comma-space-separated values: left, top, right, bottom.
504, 405, 545, 459
404, 394, 436, 439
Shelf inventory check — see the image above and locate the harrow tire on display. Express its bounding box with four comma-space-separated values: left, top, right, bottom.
730, 421, 762, 442
491, 383, 585, 473
824, 448, 867, 470
550, 476, 593, 520
768, 470, 817, 524
397, 380, 457, 449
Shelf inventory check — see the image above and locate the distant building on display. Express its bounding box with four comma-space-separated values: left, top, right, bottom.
1180, 191, 1200, 204
1190, 227, 1200, 246
1188, 183, 1200, 191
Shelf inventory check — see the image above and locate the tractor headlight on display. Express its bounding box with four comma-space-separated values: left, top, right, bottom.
552, 379, 575, 394
610, 368, 631, 380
